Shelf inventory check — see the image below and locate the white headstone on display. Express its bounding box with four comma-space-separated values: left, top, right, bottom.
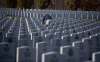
16, 46, 36, 62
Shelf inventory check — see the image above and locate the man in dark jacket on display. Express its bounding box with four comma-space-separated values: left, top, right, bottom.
42, 14, 52, 26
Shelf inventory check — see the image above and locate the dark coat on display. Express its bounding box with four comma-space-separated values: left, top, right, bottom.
42, 14, 52, 25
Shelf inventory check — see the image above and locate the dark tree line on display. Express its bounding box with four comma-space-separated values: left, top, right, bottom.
0, 0, 100, 10
40, 0, 52, 9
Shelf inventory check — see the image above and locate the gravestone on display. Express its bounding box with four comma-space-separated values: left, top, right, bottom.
16, 46, 36, 62
36, 42, 48, 62
42, 51, 59, 62
60, 45, 80, 62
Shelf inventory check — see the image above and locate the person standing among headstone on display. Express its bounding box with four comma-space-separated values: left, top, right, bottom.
42, 14, 52, 26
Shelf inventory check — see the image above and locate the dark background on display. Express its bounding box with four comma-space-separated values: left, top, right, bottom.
0, 0, 100, 11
